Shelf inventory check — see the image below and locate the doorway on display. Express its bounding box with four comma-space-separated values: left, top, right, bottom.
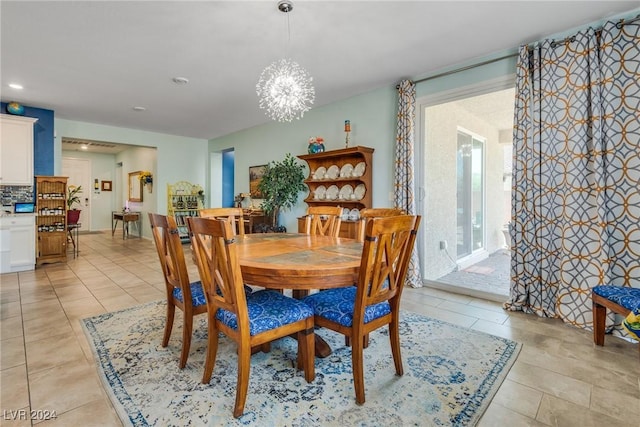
419, 86, 514, 299
62, 157, 92, 230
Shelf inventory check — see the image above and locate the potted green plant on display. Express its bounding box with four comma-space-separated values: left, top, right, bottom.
66, 185, 83, 224
257, 153, 306, 232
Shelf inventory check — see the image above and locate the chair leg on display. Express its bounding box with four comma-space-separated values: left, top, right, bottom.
162, 303, 176, 347
233, 342, 252, 418
389, 318, 404, 376
593, 299, 606, 346
297, 327, 315, 382
179, 313, 193, 369
351, 334, 366, 405
202, 318, 219, 384
345, 334, 369, 348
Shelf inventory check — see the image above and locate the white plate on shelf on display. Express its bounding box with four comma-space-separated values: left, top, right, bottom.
338, 184, 353, 200
353, 162, 366, 177
314, 185, 326, 200
326, 165, 340, 179
340, 163, 353, 178
326, 185, 339, 200
348, 208, 360, 221
354, 184, 366, 200
341, 207, 350, 221
313, 166, 326, 180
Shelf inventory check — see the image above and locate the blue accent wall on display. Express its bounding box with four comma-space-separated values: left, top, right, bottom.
222, 149, 234, 207
1, 102, 55, 176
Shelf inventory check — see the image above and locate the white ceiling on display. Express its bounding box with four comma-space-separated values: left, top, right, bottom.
2, 1, 639, 141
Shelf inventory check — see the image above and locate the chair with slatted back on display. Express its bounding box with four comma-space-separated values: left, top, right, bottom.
199, 207, 247, 236
355, 208, 406, 242
304, 206, 343, 237
187, 216, 316, 418
302, 214, 421, 404
148, 213, 207, 369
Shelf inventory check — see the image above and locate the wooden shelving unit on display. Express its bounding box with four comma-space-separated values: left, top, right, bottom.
297, 146, 374, 238
167, 181, 204, 242
35, 176, 68, 265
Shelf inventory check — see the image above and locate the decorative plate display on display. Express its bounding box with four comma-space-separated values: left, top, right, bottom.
314, 185, 326, 200
341, 207, 350, 221
326, 185, 339, 201
338, 184, 353, 200
353, 162, 366, 177
349, 208, 360, 221
340, 163, 353, 178
313, 166, 326, 180
326, 165, 340, 179
354, 184, 366, 200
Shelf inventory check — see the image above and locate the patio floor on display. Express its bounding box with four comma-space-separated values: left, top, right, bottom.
433, 249, 511, 300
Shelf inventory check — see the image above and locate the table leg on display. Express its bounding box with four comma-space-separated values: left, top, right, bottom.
315, 335, 332, 358
112, 218, 117, 236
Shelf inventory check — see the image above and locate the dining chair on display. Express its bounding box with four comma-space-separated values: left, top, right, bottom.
302, 214, 421, 404
355, 208, 405, 242
148, 213, 207, 369
187, 216, 316, 418
304, 205, 343, 237
297, 205, 344, 299
199, 207, 246, 236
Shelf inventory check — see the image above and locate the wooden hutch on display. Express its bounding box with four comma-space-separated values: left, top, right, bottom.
297, 146, 374, 238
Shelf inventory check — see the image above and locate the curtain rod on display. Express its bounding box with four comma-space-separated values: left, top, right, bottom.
401, 14, 639, 88
407, 53, 518, 87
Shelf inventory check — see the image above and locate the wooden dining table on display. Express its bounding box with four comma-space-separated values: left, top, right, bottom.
234, 232, 363, 356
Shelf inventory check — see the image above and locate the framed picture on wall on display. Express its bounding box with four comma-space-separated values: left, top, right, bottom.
249, 165, 267, 198
128, 171, 143, 202
101, 180, 112, 191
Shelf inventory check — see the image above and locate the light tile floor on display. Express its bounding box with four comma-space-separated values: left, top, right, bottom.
1, 231, 638, 426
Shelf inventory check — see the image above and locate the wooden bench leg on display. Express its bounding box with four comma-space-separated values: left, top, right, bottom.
593, 299, 606, 346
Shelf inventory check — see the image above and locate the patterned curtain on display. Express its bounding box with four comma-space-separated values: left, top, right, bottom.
395, 79, 422, 288
505, 19, 640, 332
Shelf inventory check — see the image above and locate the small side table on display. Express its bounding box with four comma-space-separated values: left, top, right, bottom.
112, 211, 142, 239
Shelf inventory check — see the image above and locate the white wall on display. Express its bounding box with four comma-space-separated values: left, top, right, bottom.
55, 119, 208, 238
208, 86, 398, 233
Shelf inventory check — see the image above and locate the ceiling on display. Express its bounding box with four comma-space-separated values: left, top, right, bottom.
2, 1, 639, 142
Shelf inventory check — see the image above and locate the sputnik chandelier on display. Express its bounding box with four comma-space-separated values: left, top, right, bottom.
256, 0, 315, 122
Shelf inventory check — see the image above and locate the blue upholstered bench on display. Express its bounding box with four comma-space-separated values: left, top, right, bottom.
592, 285, 640, 356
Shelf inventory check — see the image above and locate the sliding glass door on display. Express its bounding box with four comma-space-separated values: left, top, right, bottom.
456, 130, 485, 258
418, 85, 514, 298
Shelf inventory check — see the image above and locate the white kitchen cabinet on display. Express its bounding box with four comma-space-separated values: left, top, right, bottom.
0, 114, 37, 186
0, 214, 36, 273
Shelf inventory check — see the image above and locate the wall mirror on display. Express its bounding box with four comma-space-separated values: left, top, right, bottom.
128, 171, 143, 202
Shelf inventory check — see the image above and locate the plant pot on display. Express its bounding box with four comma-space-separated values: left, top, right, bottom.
67, 209, 81, 225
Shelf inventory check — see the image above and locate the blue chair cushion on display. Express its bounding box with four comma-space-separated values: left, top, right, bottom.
302, 286, 391, 327
173, 282, 254, 307
173, 281, 207, 307
593, 285, 640, 311
216, 290, 313, 336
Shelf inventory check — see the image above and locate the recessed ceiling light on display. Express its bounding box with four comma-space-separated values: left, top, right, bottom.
132, 106, 146, 112
9, 83, 23, 90
172, 77, 189, 85
81, 145, 88, 150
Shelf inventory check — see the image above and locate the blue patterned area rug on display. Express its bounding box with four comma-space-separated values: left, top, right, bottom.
82, 301, 521, 426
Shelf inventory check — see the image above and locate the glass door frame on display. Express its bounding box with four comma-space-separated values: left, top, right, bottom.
456, 127, 486, 260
